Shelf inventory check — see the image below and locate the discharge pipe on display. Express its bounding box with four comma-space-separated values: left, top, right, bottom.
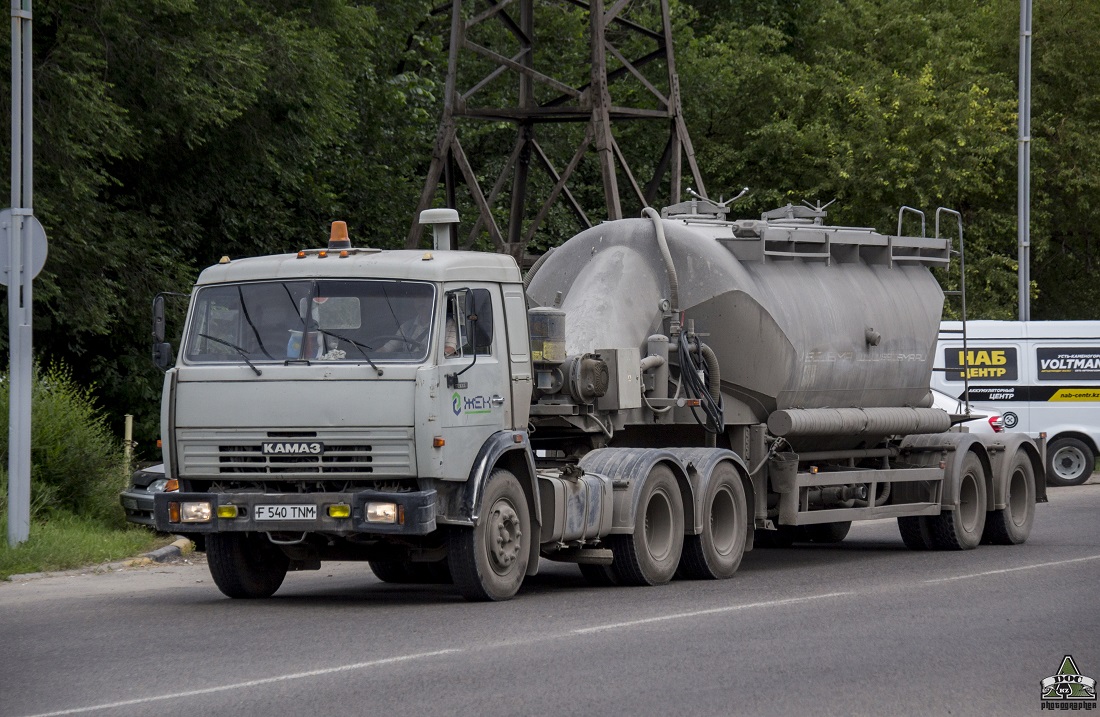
642, 207, 680, 317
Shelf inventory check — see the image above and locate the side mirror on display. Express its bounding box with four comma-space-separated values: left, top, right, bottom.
152, 342, 174, 371
464, 291, 479, 350
152, 294, 166, 343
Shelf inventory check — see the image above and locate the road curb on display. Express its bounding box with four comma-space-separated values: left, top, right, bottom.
5, 536, 196, 582
143, 537, 194, 563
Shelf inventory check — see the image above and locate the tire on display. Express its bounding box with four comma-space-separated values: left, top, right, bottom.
206, 533, 289, 599
927, 452, 988, 550
1046, 438, 1095, 487
579, 562, 620, 587
609, 464, 684, 586
803, 521, 852, 544
679, 464, 747, 579
983, 450, 1036, 545
897, 516, 933, 550
448, 469, 530, 601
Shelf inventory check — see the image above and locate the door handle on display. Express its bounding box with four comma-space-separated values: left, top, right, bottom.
490, 394, 506, 406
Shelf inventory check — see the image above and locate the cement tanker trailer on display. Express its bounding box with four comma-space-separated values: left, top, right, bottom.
152, 201, 1045, 601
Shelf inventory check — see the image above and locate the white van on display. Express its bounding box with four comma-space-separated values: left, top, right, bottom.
934, 321, 1100, 486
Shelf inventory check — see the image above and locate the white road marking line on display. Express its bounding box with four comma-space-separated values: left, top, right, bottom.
573, 591, 854, 634
922, 554, 1100, 584
18, 649, 461, 717
20, 553, 1100, 715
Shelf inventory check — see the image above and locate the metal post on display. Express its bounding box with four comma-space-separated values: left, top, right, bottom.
7, 0, 32, 546
1017, 0, 1032, 321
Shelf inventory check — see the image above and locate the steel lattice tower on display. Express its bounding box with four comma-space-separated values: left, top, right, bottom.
407, 0, 705, 261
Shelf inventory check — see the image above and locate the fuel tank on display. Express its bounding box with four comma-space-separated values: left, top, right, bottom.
526, 204, 950, 421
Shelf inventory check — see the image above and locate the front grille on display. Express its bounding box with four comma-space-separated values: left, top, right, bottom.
177, 428, 415, 478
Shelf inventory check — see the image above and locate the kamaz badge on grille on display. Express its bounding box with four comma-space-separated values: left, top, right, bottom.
261, 441, 325, 455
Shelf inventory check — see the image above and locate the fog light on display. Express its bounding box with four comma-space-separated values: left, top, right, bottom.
216, 505, 239, 519
328, 504, 351, 519
180, 501, 213, 523
366, 502, 398, 524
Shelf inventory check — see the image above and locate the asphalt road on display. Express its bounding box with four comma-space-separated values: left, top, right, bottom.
3, 480, 1098, 717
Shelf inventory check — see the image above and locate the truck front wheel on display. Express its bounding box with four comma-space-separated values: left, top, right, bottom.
206, 533, 289, 599
610, 464, 684, 586
448, 469, 530, 601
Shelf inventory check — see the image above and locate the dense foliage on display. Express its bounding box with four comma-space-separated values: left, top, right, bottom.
0, 364, 126, 523
0, 0, 1096, 453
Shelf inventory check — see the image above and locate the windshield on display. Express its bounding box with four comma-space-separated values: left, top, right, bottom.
183, 280, 436, 364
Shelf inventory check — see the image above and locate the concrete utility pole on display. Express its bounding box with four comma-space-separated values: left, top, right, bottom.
1017, 0, 1032, 321
6, 0, 46, 547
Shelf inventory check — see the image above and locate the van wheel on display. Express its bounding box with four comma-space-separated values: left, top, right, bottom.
448, 469, 530, 601
679, 464, 747, 579
610, 464, 684, 586
1046, 438, 1094, 487
928, 452, 987, 550
984, 450, 1036, 545
207, 533, 289, 599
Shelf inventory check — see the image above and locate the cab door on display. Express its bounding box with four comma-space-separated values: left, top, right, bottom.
436, 285, 511, 480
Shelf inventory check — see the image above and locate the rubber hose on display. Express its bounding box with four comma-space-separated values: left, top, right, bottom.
699, 342, 721, 404
523, 246, 556, 290
642, 207, 679, 312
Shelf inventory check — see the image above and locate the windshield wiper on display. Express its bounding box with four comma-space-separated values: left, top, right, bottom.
197, 333, 263, 376
238, 286, 274, 360
315, 328, 384, 376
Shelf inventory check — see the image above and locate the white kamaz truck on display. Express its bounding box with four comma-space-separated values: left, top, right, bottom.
152, 201, 1046, 601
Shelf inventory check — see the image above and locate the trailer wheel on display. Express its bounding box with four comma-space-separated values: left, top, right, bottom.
679, 464, 747, 579
928, 452, 987, 550
804, 521, 852, 544
897, 516, 932, 550
984, 450, 1036, 545
206, 533, 289, 599
448, 469, 530, 601
610, 464, 684, 586
579, 563, 620, 587
1046, 438, 1094, 487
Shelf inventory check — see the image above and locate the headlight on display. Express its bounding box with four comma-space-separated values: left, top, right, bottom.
180, 501, 213, 523
148, 479, 170, 493
365, 502, 398, 524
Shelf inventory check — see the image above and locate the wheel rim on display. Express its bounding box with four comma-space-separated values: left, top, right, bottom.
486, 498, 523, 576
1052, 446, 1086, 481
958, 472, 980, 532
645, 488, 675, 562
709, 486, 738, 557
1008, 467, 1028, 527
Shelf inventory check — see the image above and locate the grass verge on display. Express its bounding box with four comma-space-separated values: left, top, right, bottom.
0, 514, 170, 580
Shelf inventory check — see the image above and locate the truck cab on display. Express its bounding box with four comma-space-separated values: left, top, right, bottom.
155, 229, 538, 599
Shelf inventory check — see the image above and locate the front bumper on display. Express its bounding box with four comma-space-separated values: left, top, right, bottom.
120, 488, 156, 526
153, 489, 437, 536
